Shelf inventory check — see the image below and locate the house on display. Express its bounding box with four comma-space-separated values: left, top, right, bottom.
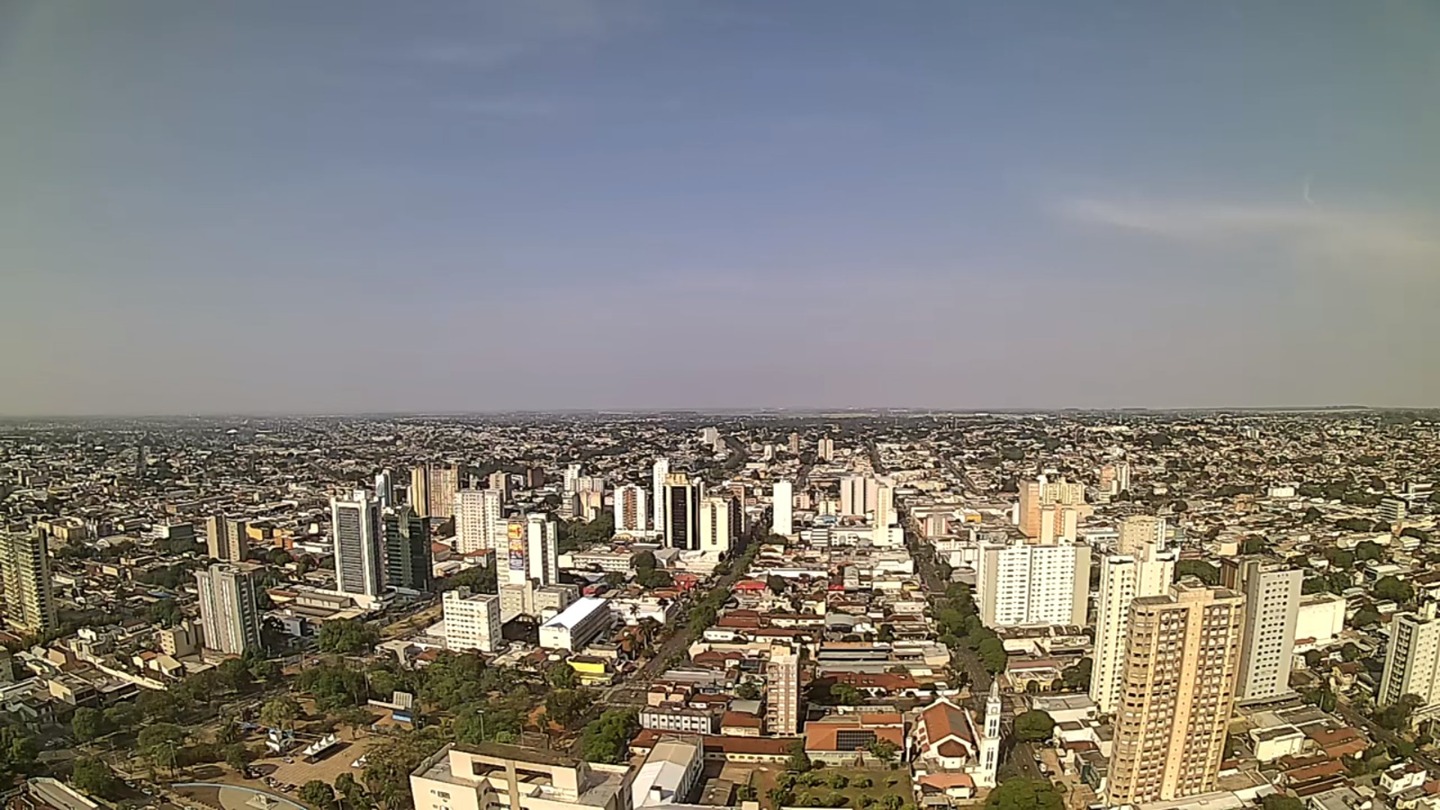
803, 712, 906, 766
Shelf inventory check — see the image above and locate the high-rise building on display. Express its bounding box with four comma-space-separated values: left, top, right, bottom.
454, 489, 504, 555
383, 507, 432, 593
1220, 558, 1301, 702
771, 480, 793, 536
504, 515, 557, 587
651, 458, 670, 532
1379, 497, 1409, 525
375, 469, 395, 510
563, 463, 583, 495
205, 515, 250, 562
488, 471, 511, 502
875, 480, 895, 528
839, 476, 878, 518
613, 485, 648, 535
816, 437, 834, 462
663, 473, 703, 551
1090, 545, 1178, 714
1016, 475, 1086, 539
194, 563, 263, 655
788, 432, 801, 454
1117, 515, 1167, 555
411, 464, 460, 519
331, 490, 384, 604
975, 538, 1090, 628
1106, 583, 1245, 807
766, 648, 801, 735
698, 495, 741, 554
1379, 602, 1440, 711
442, 588, 503, 653
0, 528, 56, 635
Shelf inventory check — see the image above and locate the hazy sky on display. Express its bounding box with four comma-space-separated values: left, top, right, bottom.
3, 1, 1439, 415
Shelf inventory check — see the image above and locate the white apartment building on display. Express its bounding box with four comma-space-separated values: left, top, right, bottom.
1380, 602, 1440, 715
331, 489, 384, 605
195, 563, 263, 655
454, 489, 504, 555
839, 476, 878, 518
1295, 592, 1346, 650
443, 589, 503, 653
975, 539, 1090, 628
766, 648, 800, 735
772, 480, 793, 537
698, 495, 738, 554
652, 458, 669, 532
1221, 558, 1302, 701
1089, 546, 1177, 715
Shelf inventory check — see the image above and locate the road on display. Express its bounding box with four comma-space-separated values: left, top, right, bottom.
1336, 701, 1440, 774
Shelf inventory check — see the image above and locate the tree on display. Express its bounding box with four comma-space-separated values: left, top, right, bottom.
984, 779, 1063, 810
830, 684, 862, 706
632, 550, 657, 571
1376, 694, 1424, 731
334, 772, 366, 810
876, 624, 894, 642
977, 637, 1008, 673
1241, 536, 1266, 555
149, 599, 183, 628
317, 619, 380, 655
867, 739, 898, 764
1302, 577, 1329, 595
767, 575, 787, 595
579, 709, 638, 764
1355, 541, 1384, 562
71, 707, 110, 743
261, 695, 302, 731
1014, 710, 1056, 742
545, 689, 590, 730
786, 739, 813, 772
1340, 643, 1362, 663
1261, 795, 1304, 810
603, 571, 627, 588
225, 744, 250, 772
300, 780, 337, 810
547, 663, 577, 690
71, 757, 119, 799
1061, 658, 1092, 691
1353, 607, 1382, 628
1374, 575, 1413, 604
269, 548, 293, 566
735, 681, 760, 701
137, 723, 184, 774
1175, 560, 1219, 586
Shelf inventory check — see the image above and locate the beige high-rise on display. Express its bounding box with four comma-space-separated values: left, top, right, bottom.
1017, 475, 1088, 539
204, 516, 250, 561
1, 528, 57, 635
411, 464, 461, 520
1106, 583, 1245, 807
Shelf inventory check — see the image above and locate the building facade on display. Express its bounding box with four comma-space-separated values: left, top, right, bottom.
383, 507, 433, 593
1380, 602, 1440, 713
0, 528, 56, 635
443, 589, 503, 653
1221, 557, 1301, 702
454, 489, 504, 555
195, 563, 263, 655
772, 480, 793, 537
332, 489, 384, 605
975, 539, 1090, 628
698, 495, 740, 554
663, 473, 702, 551
613, 485, 648, 535
205, 515, 250, 562
766, 649, 801, 735
1090, 543, 1178, 715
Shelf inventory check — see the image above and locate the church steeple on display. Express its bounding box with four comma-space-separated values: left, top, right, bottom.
976, 680, 1002, 788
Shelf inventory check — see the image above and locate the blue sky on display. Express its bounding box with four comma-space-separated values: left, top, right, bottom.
2, 1, 1438, 414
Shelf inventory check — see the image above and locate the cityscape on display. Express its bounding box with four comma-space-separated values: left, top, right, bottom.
2, 410, 1440, 810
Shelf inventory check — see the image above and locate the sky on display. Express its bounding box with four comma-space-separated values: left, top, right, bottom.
2, 0, 1438, 415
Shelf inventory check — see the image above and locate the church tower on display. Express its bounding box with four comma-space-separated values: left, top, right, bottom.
977, 680, 1002, 787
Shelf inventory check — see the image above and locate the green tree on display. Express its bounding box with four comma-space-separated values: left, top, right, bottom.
1261, 796, 1304, 810
1353, 607, 1382, 628
579, 709, 638, 764
137, 723, 184, 775
1355, 541, 1384, 562
260, 695, 302, 731
547, 662, 577, 690
867, 739, 898, 764
1374, 575, 1413, 604
632, 550, 657, 571
1241, 536, 1266, 554
830, 684, 862, 706
735, 681, 760, 701
984, 779, 1063, 810
71, 757, 119, 799
545, 689, 591, 730
149, 599, 183, 628
767, 575, 787, 595
71, 707, 110, 743
1014, 710, 1056, 742
225, 744, 251, 772
977, 637, 1008, 673
299, 780, 337, 810
1061, 657, 1092, 691
334, 772, 366, 810
317, 619, 380, 655
786, 739, 813, 772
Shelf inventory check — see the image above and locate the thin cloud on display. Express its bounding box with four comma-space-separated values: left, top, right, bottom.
436, 96, 564, 120
406, 0, 662, 71
1059, 197, 1440, 269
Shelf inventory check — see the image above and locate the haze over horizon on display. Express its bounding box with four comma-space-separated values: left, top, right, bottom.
3, 1, 1439, 417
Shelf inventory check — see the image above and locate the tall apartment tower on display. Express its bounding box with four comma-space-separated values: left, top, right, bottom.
194, 563, 263, 655
205, 515, 250, 562
505, 515, 557, 587
383, 507, 433, 593
0, 528, 57, 635
698, 495, 741, 554
651, 458, 670, 533
331, 490, 384, 605
1106, 583, 1246, 807
1016, 475, 1086, 539
663, 473, 704, 551
442, 588, 503, 653
839, 476, 878, 518
613, 485, 648, 535
1379, 602, 1440, 710
766, 648, 801, 735
816, 437, 834, 462
410, 464, 460, 519
771, 480, 794, 537
875, 480, 895, 528
1090, 544, 1178, 714
454, 489, 504, 555
1117, 515, 1167, 555
487, 471, 511, 502
409, 466, 429, 517
375, 469, 395, 510
1221, 557, 1302, 701
788, 432, 801, 454
975, 538, 1091, 627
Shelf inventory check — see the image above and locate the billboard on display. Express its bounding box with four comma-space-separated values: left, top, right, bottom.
508, 520, 526, 571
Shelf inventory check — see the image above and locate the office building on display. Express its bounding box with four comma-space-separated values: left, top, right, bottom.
839, 476, 878, 518
454, 489, 504, 555
194, 563, 263, 655
205, 515, 250, 562
1106, 583, 1245, 807
1379, 602, 1440, 713
539, 597, 612, 651
1090, 544, 1178, 714
975, 538, 1090, 628
652, 458, 670, 532
766, 648, 801, 735
1380, 497, 1409, 525
1016, 475, 1087, 539
375, 469, 395, 509
410, 742, 631, 810
817, 437, 834, 462
663, 473, 703, 551
614, 484, 648, 535
443, 589, 503, 653
504, 515, 557, 587
772, 480, 793, 536
1221, 558, 1301, 701
332, 489, 384, 604
0, 528, 56, 635
383, 507, 433, 593
411, 464, 461, 520
698, 495, 741, 554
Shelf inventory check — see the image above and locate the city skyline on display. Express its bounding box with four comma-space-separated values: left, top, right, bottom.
3, 1, 1439, 416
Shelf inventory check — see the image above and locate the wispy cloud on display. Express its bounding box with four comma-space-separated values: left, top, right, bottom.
406, 0, 662, 71
1058, 197, 1440, 270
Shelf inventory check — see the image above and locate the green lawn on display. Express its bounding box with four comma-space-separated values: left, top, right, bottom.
765, 767, 912, 809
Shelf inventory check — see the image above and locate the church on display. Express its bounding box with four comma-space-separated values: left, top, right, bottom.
908, 682, 1003, 801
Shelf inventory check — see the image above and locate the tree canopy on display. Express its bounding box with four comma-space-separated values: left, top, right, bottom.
317, 619, 380, 655
985, 779, 1063, 810
1014, 710, 1056, 742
